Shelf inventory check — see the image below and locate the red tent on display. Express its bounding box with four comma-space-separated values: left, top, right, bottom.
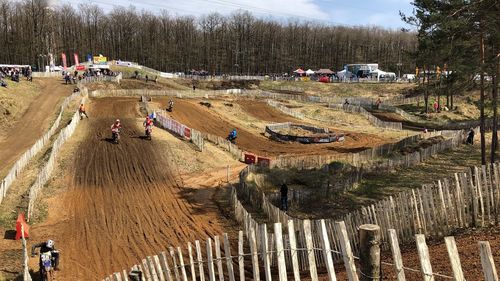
293, 68, 305, 74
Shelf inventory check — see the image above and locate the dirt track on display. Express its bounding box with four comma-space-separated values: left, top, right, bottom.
160, 98, 388, 156
236, 100, 298, 123
30, 97, 231, 280
0, 79, 71, 176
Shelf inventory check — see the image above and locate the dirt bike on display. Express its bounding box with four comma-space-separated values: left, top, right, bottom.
34, 250, 59, 281
145, 125, 152, 140
226, 135, 236, 144
112, 128, 121, 144
167, 104, 173, 112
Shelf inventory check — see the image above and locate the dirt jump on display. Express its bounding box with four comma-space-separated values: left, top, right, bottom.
0, 79, 71, 176
29, 97, 230, 280
159, 98, 388, 156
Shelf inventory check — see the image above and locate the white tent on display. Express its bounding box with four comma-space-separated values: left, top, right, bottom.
305, 69, 315, 76
336, 69, 353, 80
370, 69, 396, 81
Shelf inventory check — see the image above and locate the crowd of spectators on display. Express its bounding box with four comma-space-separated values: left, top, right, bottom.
0, 66, 32, 87
63, 68, 119, 84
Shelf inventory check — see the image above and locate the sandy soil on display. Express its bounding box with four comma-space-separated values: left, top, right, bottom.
157, 98, 389, 157
26, 97, 238, 280
0, 78, 72, 177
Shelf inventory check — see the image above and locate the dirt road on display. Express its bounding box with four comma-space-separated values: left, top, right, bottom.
160, 98, 388, 156
29, 97, 231, 280
0, 79, 71, 176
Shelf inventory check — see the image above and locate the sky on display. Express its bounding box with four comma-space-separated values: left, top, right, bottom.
57, 0, 415, 30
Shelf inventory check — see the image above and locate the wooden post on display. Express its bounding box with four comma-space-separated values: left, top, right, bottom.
249, 227, 261, 281
195, 240, 206, 281
147, 256, 160, 281
223, 233, 236, 281
336, 221, 359, 281
169, 247, 181, 281
319, 219, 337, 281
359, 224, 380, 281
160, 251, 173, 281
444, 237, 465, 281
238, 231, 245, 281
274, 223, 288, 281
479, 241, 499, 281
153, 255, 166, 281
214, 236, 225, 281
388, 229, 406, 281
287, 220, 301, 281
261, 224, 272, 281
415, 234, 434, 281
178, 247, 189, 281
207, 238, 216, 281
142, 259, 152, 281
188, 243, 196, 281
303, 220, 319, 281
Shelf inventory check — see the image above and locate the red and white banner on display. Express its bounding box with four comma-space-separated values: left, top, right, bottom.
61, 53, 67, 70
156, 111, 191, 140
74, 53, 80, 66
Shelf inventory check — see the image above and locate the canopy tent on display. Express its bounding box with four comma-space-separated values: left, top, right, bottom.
293, 68, 305, 74
336, 69, 353, 80
370, 69, 396, 81
316, 68, 334, 75
305, 69, 315, 76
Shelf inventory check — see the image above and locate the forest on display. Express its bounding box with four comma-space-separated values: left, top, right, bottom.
0, 0, 417, 74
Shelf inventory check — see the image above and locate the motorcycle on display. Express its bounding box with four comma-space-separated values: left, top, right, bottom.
226, 134, 236, 144
145, 125, 152, 140
112, 128, 121, 144
167, 103, 174, 112
35, 250, 59, 281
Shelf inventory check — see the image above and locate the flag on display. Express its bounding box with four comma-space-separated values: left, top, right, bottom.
74, 53, 79, 66
61, 53, 67, 70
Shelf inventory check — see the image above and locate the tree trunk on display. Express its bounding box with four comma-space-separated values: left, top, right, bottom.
480, 31, 486, 165
491, 55, 499, 163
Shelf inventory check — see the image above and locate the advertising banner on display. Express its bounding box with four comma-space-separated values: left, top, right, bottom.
93, 55, 108, 65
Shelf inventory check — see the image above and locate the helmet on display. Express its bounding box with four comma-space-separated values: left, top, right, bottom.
146, 116, 150, 120
115, 119, 120, 123
46, 239, 54, 249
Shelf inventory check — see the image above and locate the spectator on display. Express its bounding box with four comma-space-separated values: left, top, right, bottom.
375, 98, 382, 110
280, 181, 288, 212
145, 75, 149, 83
466, 128, 475, 145
433, 101, 439, 112
192, 84, 196, 91
0, 79, 7, 88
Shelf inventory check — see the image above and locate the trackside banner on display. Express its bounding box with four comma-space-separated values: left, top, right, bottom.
156, 111, 191, 140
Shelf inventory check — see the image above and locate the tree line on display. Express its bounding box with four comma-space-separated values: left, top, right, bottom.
0, 0, 417, 74
403, 0, 499, 164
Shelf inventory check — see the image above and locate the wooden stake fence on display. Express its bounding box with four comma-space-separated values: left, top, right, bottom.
102, 221, 498, 281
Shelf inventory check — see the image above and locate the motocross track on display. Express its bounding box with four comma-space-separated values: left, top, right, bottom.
236, 100, 298, 123
159, 98, 389, 156
0, 79, 71, 176
30, 97, 230, 280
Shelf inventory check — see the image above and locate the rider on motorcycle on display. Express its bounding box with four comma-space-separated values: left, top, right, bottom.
111, 119, 121, 132
31, 239, 59, 272
228, 128, 237, 141
79, 103, 89, 119
144, 116, 153, 132
167, 99, 174, 111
